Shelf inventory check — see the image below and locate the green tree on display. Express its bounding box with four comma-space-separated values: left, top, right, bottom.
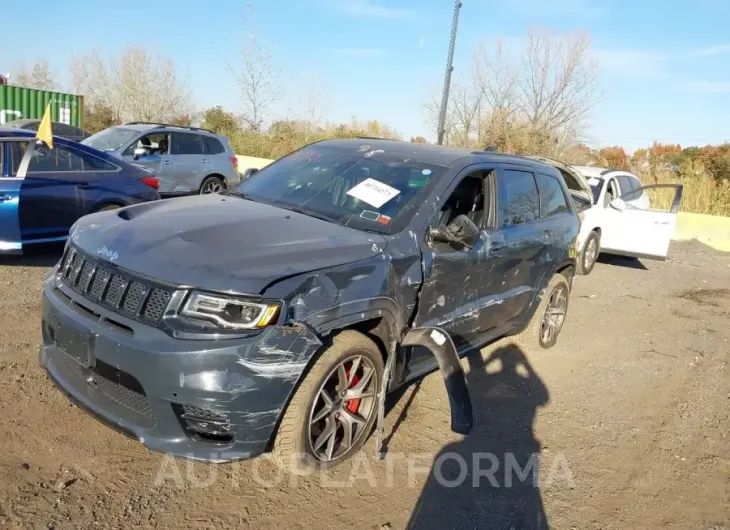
201, 106, 241, 137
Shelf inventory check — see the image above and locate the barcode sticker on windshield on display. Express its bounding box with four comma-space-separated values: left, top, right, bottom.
346, 178, 401, 208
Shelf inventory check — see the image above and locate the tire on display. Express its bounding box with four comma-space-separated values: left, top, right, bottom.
199, 175, 225, 194
577, 230, 600, 276
272, 330, 384, 472
515, 274, 571, 351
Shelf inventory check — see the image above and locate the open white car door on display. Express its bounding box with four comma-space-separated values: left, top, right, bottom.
600, 184, 683, 260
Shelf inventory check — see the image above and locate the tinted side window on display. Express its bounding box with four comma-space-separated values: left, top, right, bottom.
621, 176, 643, 201
203, 135, 225, 155
28, 144, 85, 172
536, 173, 569, 217
78, 150, 118, 171
9, 142, 27, 175
499, 169, 540, 226
172, 133, 204, 155
9, 142, 111, 172
617, 176, 634, 194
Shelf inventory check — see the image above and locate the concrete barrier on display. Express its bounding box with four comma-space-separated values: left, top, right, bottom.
236, 155, 274, 174
673, 212, 730, 252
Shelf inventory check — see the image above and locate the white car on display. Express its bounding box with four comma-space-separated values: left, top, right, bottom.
527, 157, 683, 275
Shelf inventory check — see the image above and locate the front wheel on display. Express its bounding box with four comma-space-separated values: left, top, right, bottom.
516, 274, 570, 350
577, 231, 600, 275
272, 330, 384, 471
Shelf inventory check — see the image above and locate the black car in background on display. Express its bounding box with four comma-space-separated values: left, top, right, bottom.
4, 118, 90, 142
39, 138, 580, 470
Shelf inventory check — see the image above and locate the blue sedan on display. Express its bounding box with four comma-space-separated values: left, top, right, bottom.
0, 129, 160, 253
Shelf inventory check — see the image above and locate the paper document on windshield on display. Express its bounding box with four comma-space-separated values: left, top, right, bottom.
346, 178, 401, 208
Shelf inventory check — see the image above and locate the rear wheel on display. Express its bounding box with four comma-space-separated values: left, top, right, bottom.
515, 274, 570, 350
199, 175, 225, 194
272, 330, 384, 471
577, 231, 600, 275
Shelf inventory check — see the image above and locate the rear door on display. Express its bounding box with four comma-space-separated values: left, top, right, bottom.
170, 132, 206, 193
10, 140, 102, 243
0, 140, 23, 252
600, 184, 683, 260
490, 166, 547, 327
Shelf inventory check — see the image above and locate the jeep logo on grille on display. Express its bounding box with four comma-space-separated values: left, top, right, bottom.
96, 245, 119, 261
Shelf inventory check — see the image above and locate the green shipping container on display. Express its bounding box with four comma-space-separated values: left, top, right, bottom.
0, 85, 84, 128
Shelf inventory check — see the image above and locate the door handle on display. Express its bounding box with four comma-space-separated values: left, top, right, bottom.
162, 160, 174, 166
490, 242, 505, 252
200, 158, 210, 163
0, 194, 13, 202
75, 184, 92, 190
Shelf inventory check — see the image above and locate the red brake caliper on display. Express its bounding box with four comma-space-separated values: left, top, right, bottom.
344, 366, 361, 414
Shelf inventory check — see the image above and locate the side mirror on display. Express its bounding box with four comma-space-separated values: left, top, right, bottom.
609, 198, 626, 211
133, 147, 147, 160
429, 215, 480, 249
242, 167, 259, 180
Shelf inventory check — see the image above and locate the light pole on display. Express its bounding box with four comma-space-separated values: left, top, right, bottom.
436, 0, 462, 146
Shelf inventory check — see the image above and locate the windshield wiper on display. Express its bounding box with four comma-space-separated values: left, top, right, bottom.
276, 204, 343, 225
227, 189, 255, 201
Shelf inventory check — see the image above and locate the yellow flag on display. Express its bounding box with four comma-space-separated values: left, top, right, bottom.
36, 102, 53, 149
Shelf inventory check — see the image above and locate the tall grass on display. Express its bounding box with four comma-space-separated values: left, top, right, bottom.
634, 168, 730, 217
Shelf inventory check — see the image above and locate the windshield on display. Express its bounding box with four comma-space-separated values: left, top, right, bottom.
82, 127, 138, 152
230, 144, 446, 233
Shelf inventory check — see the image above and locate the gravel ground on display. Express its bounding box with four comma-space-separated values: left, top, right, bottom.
0, 241, 728, 529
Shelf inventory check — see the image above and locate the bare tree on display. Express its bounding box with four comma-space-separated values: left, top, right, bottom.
70, 46, 192, 124
422, 80, 479, 147
296, 72, 330, 140
422, 81, 450, 140
448, 81, 482, 147
12, 60, 56, 90
472, 38, 519, 117
232, 4, 280, 131
70, 48, 114, 104
445, 27, 601, 157
116, 47, 192, 122
519, 28, 599, 136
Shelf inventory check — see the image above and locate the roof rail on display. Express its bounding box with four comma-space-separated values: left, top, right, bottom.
356, 135, 389, 140
124, 122, 215, 134
599, 168, 622, 176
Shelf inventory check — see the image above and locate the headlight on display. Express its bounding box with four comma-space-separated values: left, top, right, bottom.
181, 292, 280, 330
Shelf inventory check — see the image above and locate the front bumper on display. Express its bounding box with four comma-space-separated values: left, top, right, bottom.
39, 275, 322, 462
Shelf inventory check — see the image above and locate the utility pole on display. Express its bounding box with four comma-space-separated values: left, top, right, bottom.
436, 0, 462, 146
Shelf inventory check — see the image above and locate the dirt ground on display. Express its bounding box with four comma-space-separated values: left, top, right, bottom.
0, 241, 728, 529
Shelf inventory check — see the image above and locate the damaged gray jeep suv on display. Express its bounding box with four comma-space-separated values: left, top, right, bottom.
40, 138, 579, 469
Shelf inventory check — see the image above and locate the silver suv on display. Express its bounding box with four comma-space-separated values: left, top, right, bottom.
82, 122, 241, 196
